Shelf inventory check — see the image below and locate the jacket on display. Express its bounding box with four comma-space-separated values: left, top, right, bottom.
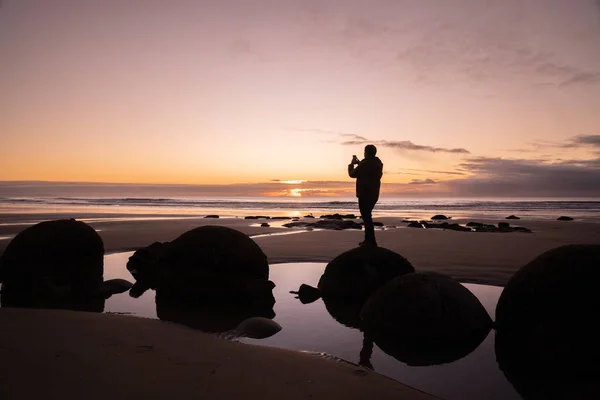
348, 156, 383, 202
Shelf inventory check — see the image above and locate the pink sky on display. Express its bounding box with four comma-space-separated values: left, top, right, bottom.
1, 0, 599, 197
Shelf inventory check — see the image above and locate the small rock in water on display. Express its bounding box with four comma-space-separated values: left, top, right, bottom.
204, 215, 219, 219
290, 284, 321, 304
506, 215, 520, 220
234, 317, 282, 339
260, 223, 270, 227
431, 215, 450, 220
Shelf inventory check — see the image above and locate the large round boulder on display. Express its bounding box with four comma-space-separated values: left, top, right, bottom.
317, 246, 414, 305
360, 272, 492, 366
0, 219, 131, 311
127, 226, 274, 308
495, 245, 600, 399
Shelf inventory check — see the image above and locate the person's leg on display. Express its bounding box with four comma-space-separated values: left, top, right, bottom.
359, 198, 376, 245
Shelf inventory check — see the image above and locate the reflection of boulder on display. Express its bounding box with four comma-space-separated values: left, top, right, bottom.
373, 328, 489, 367
0, 219, 131, 311
127, 226, 274, 309
156, 296, 279, 339
495, 245, 600, 399
322, 297, 364, 329
317, 247, 414, 305
360, 272, 492, 366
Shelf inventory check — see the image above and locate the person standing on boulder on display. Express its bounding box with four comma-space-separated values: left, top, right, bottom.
348, 144, 383, 247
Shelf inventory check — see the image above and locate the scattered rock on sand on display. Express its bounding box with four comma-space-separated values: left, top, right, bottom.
360, 221, 384, 227
126, 226, 274, 308
0, 219, 131, 311
282, 222, 309, 228
283, 220, 362, 230
557, 216, 574, 221
423, 222, 471, 232
304, 214, 315, 218
431, 215, 450, 220
260, 223, 270, 227
407, 222, 424, 228
360, 272, 492, 366
495, 244, 600, 399
506, 215, 520, 220
498, 222, 510, 229
317, 247, 414, 304
204, 215, 220, 218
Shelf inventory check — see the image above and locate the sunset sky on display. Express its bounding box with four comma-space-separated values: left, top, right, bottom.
1, 0, 599, 197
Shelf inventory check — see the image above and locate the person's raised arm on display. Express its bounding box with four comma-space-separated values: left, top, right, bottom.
348, 158, 362, 178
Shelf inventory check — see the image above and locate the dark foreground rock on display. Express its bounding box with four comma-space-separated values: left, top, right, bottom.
127, 226, 274, 308
407, 222, 424, 228
495, 244, 600, 399
361, 272, 492, 366
557, 216, 574, 221
0, 219, 131, 311
317, 247, 414, 305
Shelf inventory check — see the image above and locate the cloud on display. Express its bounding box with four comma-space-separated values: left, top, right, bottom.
440, 156, 600, 197
573, 135, 600, 147
342, 139, 470, 154
409, 178, 437, 185
293, 128, 470, 154
391, 168, 466, 176
527, 134, 600, 151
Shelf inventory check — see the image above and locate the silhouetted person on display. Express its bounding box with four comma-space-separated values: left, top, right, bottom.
348, 144, 383, 246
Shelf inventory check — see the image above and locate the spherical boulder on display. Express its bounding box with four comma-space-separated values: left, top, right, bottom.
360, 272, 492, 365
127, 225, 274, 308
495, 245, 600, 399
317, 246, 414, 305
0, 219, 130, 311
0, 220, 102, 310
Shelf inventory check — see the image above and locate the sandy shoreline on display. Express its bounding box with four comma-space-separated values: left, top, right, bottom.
0, 308, 437, 400
2, 214, 599, 286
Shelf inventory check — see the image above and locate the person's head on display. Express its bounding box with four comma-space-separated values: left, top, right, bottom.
364, 144, 377, 158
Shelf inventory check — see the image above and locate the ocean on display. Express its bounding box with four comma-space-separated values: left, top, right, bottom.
1, 195, 600, 223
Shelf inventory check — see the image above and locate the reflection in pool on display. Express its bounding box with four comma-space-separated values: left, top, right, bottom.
103, 252, 519, 400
